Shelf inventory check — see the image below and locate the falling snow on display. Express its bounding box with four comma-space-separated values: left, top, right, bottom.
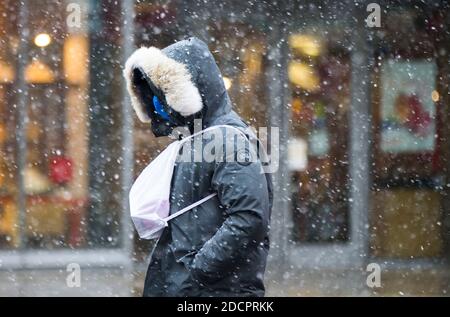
0, 0, 449, 297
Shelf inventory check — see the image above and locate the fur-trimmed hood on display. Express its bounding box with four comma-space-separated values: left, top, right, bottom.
123, 37, 232, 127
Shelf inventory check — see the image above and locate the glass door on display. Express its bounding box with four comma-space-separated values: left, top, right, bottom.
289, 34, 351, 244
286, 4, 355, 257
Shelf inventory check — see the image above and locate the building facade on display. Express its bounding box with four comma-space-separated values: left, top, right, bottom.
0, 0, 449, 296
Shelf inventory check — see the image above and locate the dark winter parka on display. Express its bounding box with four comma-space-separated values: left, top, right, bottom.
124, 37, 273, 297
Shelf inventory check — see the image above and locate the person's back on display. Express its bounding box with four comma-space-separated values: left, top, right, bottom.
124, 37, 272, 297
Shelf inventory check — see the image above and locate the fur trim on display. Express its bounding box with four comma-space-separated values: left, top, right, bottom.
123, 46, 203, 121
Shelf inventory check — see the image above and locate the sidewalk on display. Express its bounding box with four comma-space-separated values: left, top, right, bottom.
0, 266, 449, 296
0, 268, 135, 297
265, 268, 450, 296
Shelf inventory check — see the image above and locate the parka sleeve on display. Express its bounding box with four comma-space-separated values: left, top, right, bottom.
190, 132, 271, 284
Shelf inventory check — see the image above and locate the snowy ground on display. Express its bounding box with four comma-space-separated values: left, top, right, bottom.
0, 267, 448, 297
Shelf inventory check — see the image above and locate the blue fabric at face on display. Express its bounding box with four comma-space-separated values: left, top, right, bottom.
153, 95, 170, 121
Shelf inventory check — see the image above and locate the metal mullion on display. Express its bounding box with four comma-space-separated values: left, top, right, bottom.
119, 0, 136, 294
348, 5, 373, 263
266, 2, 292, 280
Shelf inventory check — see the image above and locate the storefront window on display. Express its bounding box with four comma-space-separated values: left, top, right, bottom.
209, 23, 268, 128
370, 6, 447, 258
18, 1, 88, 249
0, 0, 124, 250
289, 29, 351, 243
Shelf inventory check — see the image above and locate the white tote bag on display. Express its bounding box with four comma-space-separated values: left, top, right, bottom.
129, 125, 247, 240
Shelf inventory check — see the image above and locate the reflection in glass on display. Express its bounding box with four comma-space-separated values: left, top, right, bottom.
289, 33, 351, 243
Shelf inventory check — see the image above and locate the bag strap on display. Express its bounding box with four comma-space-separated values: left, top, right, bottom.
164, 125, 249, 223
164, 192, 217, 222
